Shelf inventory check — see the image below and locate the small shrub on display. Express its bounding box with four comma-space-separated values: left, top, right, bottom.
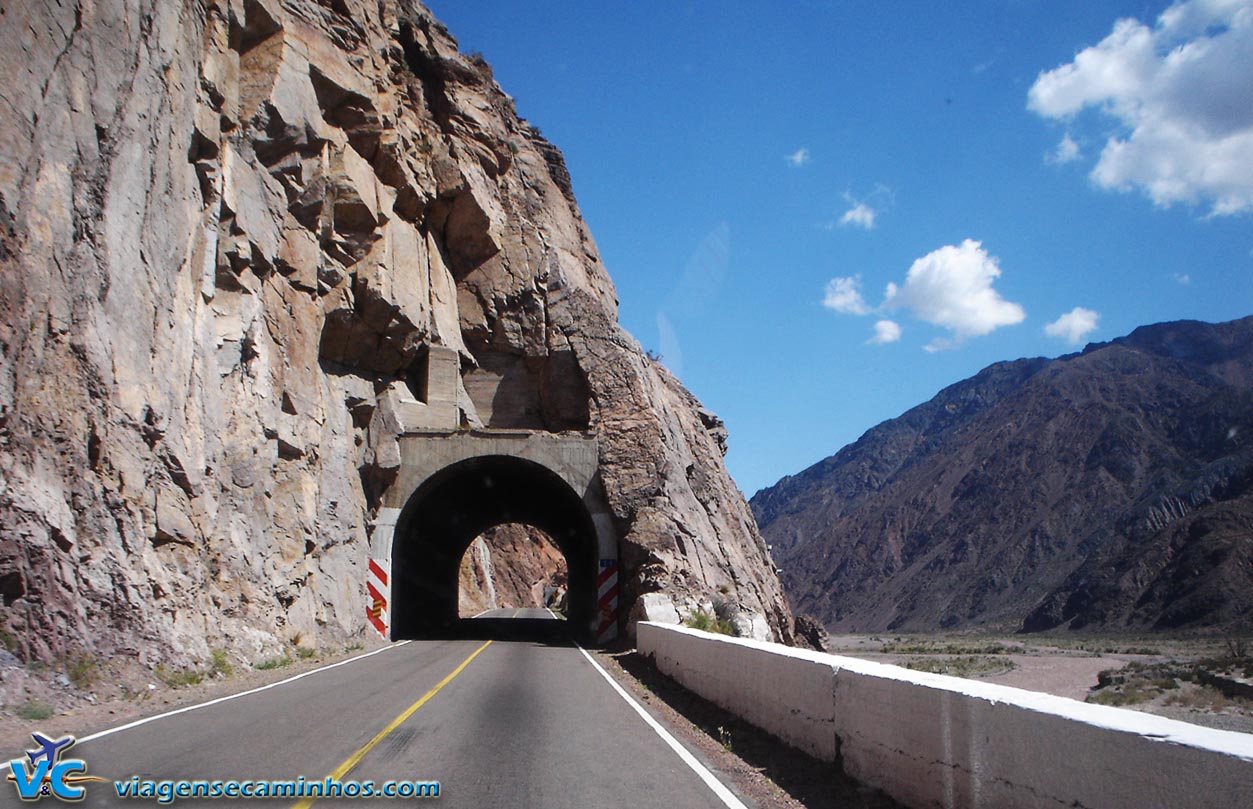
209, 649, 234, 678
711, 596, 739, 624
903, 655, 1016, 678
155, 664, 205, 688
1164, 685, 1249, 712
296, 647, 316, 660
18, 700, 54, 721
67, 655, 97, 689
344, 643, 364, 653
685, 608, 736, 636
256, 656, 293, 671
1087, 686, 1153, 706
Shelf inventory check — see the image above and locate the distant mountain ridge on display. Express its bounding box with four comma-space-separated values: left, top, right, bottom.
751, 316, 1253, 634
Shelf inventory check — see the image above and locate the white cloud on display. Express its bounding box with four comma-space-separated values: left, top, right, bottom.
839, 201, 877, 229
1173, 272, 1192, 284
822, 275, 870, 315
883, 239, 1026, 350
1044, 306, 1100, 344
1047, 133, 1082, 164
785, 148, 811, 167
1028, 0, 1253, 215
868, 319, 902, 345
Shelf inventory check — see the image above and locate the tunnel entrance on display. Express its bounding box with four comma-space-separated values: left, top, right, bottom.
391, 455, 597, 641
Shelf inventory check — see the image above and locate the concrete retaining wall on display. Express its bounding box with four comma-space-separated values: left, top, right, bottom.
638, 623, 1253, 809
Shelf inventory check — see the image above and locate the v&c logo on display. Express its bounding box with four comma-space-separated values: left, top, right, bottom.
6, 733, 106, 802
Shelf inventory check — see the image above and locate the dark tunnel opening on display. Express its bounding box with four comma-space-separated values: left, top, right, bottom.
391, 455, 598, 642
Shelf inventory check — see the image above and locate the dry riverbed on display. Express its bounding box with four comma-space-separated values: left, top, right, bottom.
825, 633, 1253, 734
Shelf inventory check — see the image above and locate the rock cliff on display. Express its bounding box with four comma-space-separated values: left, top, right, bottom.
457, 524, 566, 616
0, 0, 790, 672
753, 317, 1253, 634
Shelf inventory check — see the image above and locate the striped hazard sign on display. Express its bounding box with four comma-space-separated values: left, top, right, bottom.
595, 558, 619, 644
366, 558, 389, 638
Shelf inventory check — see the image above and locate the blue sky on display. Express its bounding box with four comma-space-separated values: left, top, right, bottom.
426, 0, 1253, 496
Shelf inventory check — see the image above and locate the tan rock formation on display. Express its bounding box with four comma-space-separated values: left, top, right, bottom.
457, 524, 567, 616
0, 0, 790, 670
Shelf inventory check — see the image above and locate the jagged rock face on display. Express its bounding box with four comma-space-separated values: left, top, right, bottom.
457, 524, 566, 616
0, 0, 790, 667
753, 318, 1253, 634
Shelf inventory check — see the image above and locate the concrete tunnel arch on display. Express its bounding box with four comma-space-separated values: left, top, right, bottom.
390, 454, 600, 638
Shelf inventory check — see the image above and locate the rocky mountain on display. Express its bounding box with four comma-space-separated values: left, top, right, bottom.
0, 0, 790, 676
752, 317, 1253, 634
458, 524, 567, 616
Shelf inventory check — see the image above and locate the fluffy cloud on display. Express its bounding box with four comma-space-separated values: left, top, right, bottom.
839, 201, 877, 229
868, 319, 902, 345
1047, 133, 1082, 164
785, 148, 811, 167
1028, 1, 1253, 215
883, 239, 1026, 350
823, 241, 1025, 351
1044, 307, 1100, 344
822, 275, 870, 314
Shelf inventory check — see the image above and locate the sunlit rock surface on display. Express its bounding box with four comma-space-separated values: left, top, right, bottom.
0, 0, 791, 668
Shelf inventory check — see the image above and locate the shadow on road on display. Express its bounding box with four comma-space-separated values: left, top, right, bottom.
396, 617, 583, 646
612, 651, 903, 809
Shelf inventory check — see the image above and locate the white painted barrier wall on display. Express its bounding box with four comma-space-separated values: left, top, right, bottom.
638, 622, 1253, 809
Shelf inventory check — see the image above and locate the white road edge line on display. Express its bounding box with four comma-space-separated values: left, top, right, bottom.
470, 608, 494, 618
77, 641, 412, 744
575, 643, 749, 809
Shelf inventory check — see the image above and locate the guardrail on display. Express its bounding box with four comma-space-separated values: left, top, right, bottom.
638, 622, 1253, 809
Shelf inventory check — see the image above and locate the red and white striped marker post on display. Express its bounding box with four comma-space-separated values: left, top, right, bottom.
366, 558, 389, 638
595, 558, 619, 644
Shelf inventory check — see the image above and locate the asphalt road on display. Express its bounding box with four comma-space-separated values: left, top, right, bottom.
10, 611, 746, 808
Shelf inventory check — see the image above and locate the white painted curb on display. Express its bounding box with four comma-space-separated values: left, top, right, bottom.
639, 622, 1253, 809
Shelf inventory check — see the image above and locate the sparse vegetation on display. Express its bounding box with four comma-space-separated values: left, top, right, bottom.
155, 664, 205, 688
255, 655, 293, 671
685, 608, 736, 637
902, 655, 1017, 678
18, 700, 54, 721
67, 654, 97, 689
210, 648, 234, 678
1088, 685, 1157, 706
712, 596, 740, 625
297, 647, 316, 660
344, 643, 364, 653
1088, 659, 1192, 706
882, 639, 1014, 656
1165, 685, 1253, 713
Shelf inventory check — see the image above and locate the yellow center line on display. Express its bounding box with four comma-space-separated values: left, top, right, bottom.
290, 639, 492, 809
